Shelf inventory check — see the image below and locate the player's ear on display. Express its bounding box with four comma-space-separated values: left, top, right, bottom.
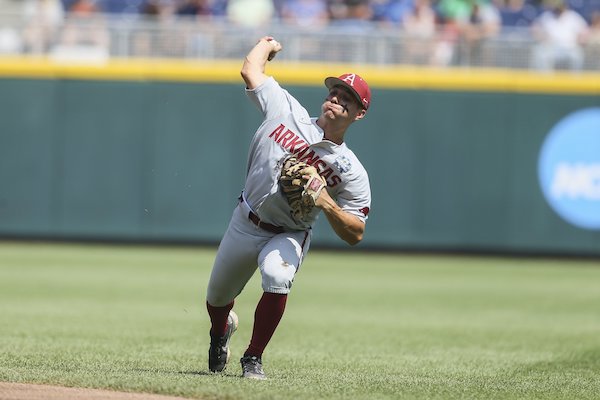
354, 108, 366, 121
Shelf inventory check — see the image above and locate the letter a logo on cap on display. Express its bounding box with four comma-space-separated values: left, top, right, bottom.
342, 73, 357, 87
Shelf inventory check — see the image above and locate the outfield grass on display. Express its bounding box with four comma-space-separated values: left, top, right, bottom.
0, 242, 599, 400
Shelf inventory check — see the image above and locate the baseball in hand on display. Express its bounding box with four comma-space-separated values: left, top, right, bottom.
267, 38, 281, 61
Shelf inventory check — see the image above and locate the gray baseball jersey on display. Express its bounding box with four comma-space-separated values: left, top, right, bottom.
206, 76, 372, 305
243, 76, 371, 230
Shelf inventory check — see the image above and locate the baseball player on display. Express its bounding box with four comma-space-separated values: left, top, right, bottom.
205, 36, 372, 380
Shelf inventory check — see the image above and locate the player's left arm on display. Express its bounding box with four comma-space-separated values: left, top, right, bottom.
315, 190, 365, 246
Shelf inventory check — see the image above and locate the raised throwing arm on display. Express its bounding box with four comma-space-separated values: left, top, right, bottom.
240, 36, 282, 90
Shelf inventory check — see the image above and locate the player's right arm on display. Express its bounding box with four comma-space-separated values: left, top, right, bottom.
241, 36, 282, 90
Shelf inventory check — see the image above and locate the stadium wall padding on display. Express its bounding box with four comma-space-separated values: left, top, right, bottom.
1, 76, 599, 256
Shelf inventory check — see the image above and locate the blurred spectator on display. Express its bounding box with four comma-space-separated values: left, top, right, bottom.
530, 0, 590, 71
0, 28, 22, 54
178, 0, 230, 21
400, 0, 437, 64
588, 10, 600, 42
99, 0, 145, 14
327, 0, 374, 63
279, 0, 329, 62
374, 0, 416, 26
140, 0, 177, 18
52, 0, 110, 62
370, 0, 392, 21
22, 0, 65, 54
61, 0, 109, 47
176, 0, 214, 16
498, 0, 540, 29
402, 0, 436, 36
432, 0, 467, 65
210, 0, 229, 17
226, 0, 275, 27
435, 0, 502, 66
135, 0, 182, 57
584, 10, 600, 68
327, 0, 348, 20
329, 0, 374, 30
69, 0, 101, 13
175, 0, 227, 59
280, 0, 330, 27
437, 0, 475, 22
459, 0, 501, 65
61, 0, 76, 10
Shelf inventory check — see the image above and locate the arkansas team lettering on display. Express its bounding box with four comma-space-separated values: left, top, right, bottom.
269, 124, 342, 187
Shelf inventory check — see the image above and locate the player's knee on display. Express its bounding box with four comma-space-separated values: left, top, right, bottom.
262, 277, 293, 294
206, 293, 232, 307
260, 262, 296, 294
206, 285, 237, 307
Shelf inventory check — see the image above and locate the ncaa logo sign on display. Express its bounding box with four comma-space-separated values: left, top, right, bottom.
538, 108, 600, 230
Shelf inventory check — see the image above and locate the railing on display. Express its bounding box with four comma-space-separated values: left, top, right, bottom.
0, 12, 599, 71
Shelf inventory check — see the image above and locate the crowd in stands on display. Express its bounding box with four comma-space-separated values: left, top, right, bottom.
11, 0, 600, 70
41, 0, 598, 27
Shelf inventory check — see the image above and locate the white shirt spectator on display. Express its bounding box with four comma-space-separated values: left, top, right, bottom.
531, 4, 589, 71
535, 8, 588, 49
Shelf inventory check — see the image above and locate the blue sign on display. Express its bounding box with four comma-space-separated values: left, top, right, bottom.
538, 107, 600, 230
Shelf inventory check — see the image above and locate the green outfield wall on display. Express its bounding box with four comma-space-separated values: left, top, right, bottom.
1, 59, 599, 256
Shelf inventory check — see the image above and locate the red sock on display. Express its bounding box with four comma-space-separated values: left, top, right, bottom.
206, 300, 234, 337
244, 292, 287, 358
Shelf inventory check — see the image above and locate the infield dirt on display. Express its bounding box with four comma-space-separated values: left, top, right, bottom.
0, 382, 191, 400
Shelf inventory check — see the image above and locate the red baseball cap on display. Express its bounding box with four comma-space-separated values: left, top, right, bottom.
324, 73, 371, 111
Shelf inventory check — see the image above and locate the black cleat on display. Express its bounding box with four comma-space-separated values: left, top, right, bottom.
240, 355, 266, 380
208, 310, 238, 373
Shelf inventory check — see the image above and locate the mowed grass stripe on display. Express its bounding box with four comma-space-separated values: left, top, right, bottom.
0, 242, 599, 399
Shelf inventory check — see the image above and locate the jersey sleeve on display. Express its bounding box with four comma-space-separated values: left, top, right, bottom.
336, 170, 371, 223
245, 77, 291, 121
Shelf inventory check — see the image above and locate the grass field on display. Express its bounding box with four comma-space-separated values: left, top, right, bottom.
0, 241, 599, 400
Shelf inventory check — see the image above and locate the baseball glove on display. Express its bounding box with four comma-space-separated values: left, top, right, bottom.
279, 156, 326, 221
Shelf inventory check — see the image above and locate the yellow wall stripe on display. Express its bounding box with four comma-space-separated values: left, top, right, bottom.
0, 56, 599, 95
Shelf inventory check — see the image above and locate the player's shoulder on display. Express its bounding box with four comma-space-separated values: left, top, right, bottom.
334, 145, 369, 179
264, 77, 306, 106
340, 145, 365, 166
250, 75, 280, 93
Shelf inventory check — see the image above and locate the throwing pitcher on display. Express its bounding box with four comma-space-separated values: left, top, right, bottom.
205, 36, 372, 380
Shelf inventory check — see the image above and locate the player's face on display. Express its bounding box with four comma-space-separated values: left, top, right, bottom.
323, 86, 365, 121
